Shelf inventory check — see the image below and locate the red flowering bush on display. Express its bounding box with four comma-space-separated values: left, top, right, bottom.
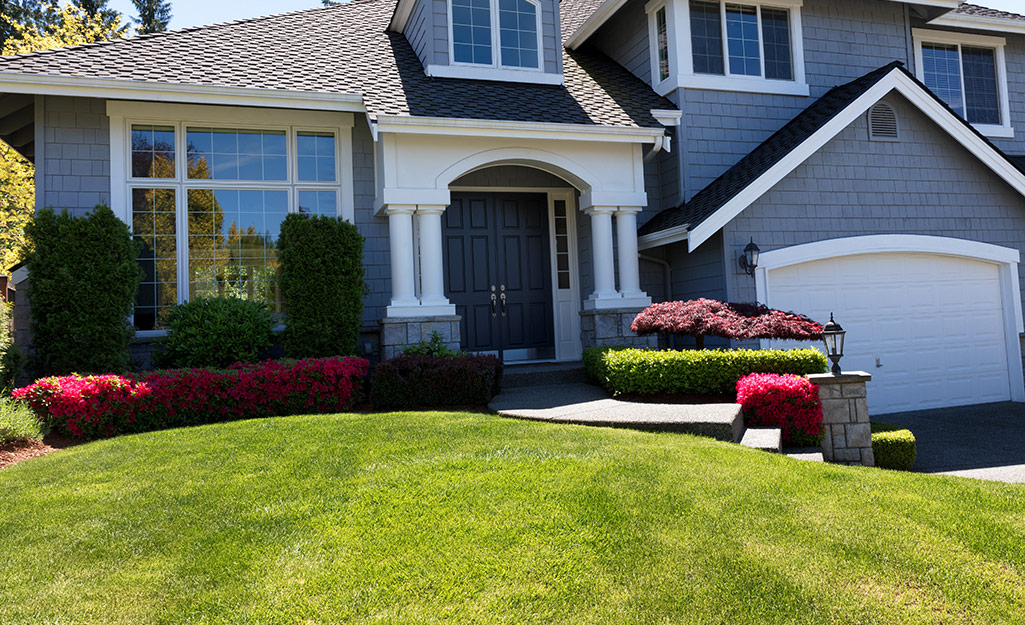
631, 299, 823, 348
736, 373, 823, 446
13, 356, 369, 440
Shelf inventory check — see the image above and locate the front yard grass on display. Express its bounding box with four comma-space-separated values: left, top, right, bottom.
1, 411, 1023, 624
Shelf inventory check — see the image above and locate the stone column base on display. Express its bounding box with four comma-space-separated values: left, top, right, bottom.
579, 307, 656, 350
379, 315, 461, 360
808, 371, 874, 467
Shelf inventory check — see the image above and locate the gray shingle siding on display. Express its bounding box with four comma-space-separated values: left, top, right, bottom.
40, 96, 110, 216
351, 118, 390, 329
406, 0, 436, 67
719, 93, 1025, 315
589, 0, 651, 83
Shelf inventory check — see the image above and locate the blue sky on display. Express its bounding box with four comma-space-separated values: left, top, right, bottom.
107, 0, 1024, 30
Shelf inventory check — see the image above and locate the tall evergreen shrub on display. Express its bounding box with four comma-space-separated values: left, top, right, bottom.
277, 214, 365, 357
25, 206, 142, 375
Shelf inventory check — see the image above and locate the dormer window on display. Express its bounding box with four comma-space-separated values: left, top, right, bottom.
451, 0, 541, 70
646, 0, 807, 97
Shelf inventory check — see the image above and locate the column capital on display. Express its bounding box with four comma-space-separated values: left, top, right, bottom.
583, 205, 618, 216
415, 204, 448, 215
615, 206, 644, 215
383, 203, 416, 216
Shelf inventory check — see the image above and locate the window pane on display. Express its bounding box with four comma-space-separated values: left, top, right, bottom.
297, 190, 338, 217
656, 7, 670, 81
726, 4, 760, 76
922, 43, 964, 117
132, 188, 177, 330
187, 188, 288, 314
761, 7, 792, 80
452, 0, 492, 65
186, 128, 288, 181
962, 46, 1000, 125
499, 0, 538, 69
131, 125, 175, 179
297, 131, 337, 182
690, 0, 724, 75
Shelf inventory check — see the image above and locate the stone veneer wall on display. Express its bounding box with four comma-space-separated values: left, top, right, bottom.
809, 372, 874, 467
579, 308, 657, 350
379, 315, 461, 360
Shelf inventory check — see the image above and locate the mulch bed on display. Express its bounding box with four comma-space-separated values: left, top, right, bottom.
0, 432, 80, 470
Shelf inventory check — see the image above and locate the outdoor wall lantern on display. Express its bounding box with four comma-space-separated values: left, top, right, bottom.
738, 238, 760, 276
821, 313, 846, 375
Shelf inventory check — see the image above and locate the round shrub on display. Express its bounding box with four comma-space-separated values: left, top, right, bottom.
737, 373, 823, 446
154, 297, 275, 369
871, 422, 917, 471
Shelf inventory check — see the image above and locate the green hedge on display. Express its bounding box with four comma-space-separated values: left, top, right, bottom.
583, 346, 827, 396
25, 206, 142, 376
154, 297, 276, 369
871, 421, 917, 471
277, 214, 365, 358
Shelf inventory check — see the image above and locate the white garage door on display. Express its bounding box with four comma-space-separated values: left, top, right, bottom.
767, 252, 1012, 414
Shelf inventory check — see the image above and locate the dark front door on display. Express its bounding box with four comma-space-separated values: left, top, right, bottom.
443, 192, 556, 361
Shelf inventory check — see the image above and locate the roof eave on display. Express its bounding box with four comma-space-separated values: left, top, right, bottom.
928, 13, 1025, 35
375, 113, 666, 142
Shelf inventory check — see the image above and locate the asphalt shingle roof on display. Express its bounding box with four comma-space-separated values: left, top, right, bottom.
952, 3, 1025, 21
0, 0, 672, 129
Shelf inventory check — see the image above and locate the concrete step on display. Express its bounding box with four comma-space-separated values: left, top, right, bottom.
489, 383, 744, 442
784, 448, 825, 462
501, 362, 589, 389
739, 427, 782, 453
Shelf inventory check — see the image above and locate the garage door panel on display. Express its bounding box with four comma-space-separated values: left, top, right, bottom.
768, 252, 1012, 415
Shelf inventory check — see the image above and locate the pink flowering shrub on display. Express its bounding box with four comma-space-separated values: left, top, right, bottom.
13, 356, 369, 440
631, 299, 823, 348
736, 373, 823, 446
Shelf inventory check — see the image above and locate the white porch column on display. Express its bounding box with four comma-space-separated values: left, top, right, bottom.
386, 204, 421, 316
616, 207, 652, 308
584, 206, 621, 309
416, 205, 456, 314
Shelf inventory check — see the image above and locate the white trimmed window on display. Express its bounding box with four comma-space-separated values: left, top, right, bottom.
108, 103, 354, 332
913, 29, 1012, 139
646, 0, 807, 97
450, 0, 542, 70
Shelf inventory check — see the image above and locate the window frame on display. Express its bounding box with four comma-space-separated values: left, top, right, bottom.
109, 102, 355, 336
912, 28, 1013, 139
447, 0, 544, 72
646, 0, 808, 97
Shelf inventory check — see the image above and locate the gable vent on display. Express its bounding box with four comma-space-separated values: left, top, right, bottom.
869, 102, 899, 141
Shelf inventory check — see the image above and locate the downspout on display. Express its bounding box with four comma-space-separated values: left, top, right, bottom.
643, 134, 669, 163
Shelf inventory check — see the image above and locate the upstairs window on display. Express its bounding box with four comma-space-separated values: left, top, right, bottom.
689, 1, 793, 81
655, 6, 670, 82
451, 0, 541, 70
913, 29, 1011, 138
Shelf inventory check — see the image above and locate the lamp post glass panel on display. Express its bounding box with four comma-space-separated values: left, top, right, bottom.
739, 238, 760, 275
821, 313, 846, 375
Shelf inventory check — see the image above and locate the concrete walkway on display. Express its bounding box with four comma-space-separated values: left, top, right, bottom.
489, 383, 744, 442
881, 402, 1025, 483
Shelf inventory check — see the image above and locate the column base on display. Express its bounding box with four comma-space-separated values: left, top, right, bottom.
619, 293, 652, 308
386, 302, 456, 317
583, 292, 622, 310
579, 307, 657, 350
380, 315, 462, 360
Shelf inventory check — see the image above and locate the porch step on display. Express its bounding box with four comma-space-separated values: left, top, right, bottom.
489, 383, 744, 441
739, 427, 782, 453
501, 362, 589, 389
784, 448, 825, 462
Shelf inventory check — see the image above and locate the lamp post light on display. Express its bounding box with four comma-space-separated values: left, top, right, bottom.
821, 313, 846, 375
738, 238, 760, 276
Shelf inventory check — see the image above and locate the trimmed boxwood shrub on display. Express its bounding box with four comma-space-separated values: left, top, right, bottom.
737, 373, 823, 446
371, 354, 503, 410
584, 346, 827, 396
13, 357, 370, 439
871, 421, 917, 471
25, 206, 142, 376
277, 214, 365, 358
154, 297, 275, 369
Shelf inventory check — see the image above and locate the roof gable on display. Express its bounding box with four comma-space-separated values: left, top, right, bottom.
638, 62, 1025, 251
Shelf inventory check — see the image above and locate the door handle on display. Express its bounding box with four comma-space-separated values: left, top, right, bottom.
490, 292, 497, 318
500, 292, 507, 317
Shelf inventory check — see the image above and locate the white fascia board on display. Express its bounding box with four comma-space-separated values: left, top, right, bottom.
682, 66, 1025, 252
638, 224, 688, 250
0, 73, 365, 112
928, 14, 1025, 35
374, 114, 665, 143
389, 0, 415, 31
425, 64, 563, 85
884, 0, 963, 8
565, 0, 628, 50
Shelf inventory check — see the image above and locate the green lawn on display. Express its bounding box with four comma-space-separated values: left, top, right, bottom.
1, 412, 1024, 624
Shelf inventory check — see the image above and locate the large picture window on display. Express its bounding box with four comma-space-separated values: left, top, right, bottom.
124, 118, 347, 331
451, 0, 541, 70
913, 29, 1011, 138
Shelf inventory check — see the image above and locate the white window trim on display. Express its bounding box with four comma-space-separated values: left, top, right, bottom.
107, 101, 355, 336
647, 1, 672, 85
912, 28, 1013, 139
446, 0, 544, 73
648, 0, 807, 97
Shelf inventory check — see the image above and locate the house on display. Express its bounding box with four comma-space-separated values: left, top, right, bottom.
1, 0, 1025, 415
